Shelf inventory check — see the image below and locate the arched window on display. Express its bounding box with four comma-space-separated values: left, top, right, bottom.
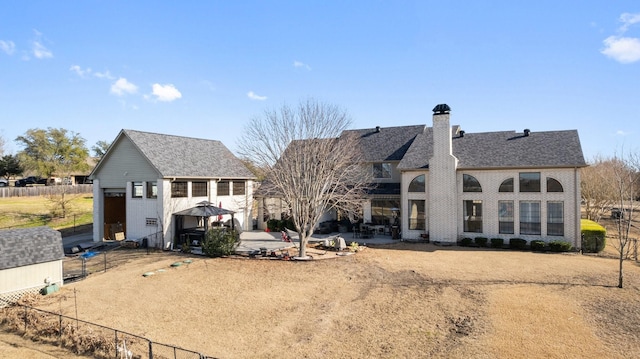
463, 174, 482, 192
499, 178, 514, 192
547, 178, 564, 192
408, 174, 425, 192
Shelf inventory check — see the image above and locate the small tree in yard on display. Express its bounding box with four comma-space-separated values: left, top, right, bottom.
608, 150, 640, 288
238, 99, 370, 259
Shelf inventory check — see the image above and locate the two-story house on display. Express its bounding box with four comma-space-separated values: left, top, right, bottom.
89, 129, 256, 250
256, 104, 587, 248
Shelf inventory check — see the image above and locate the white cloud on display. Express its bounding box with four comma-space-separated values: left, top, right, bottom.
247, 91, 267, 101
601, 12, 640, 63
32, 40, 52, 59
616, 130, 631, 136
94, 70, 114, 80
293, 60, 311, 70
110, 78, 138, 96
0, 40, 15, 55
601, 36, 640, 63
70, 65, 91, 77
619, 12, 640, 33
151, 83, 182, 102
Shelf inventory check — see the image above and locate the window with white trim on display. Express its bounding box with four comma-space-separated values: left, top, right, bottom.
408, 200, 425, 230
547, 201, 564, 236
520, 201, 541, 235
498, 200, 514, 234
463, 200, 483, 233
132, 182, 143, 198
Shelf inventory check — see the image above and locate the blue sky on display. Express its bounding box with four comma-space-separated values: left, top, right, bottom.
1, 1, 638, 161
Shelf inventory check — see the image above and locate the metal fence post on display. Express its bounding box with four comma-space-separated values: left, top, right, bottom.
115, 330, 118, 359
148, 340, 153, 359
23, 305, 27, 332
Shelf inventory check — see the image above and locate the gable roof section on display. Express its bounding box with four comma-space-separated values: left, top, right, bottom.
341, 125, 426, 162
0, 227, 64, 270
398, 129, 587, 170
92, 129, 255, 179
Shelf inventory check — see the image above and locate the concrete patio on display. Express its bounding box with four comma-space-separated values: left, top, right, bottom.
234, 230, 398, 255
62, 229, 399, 256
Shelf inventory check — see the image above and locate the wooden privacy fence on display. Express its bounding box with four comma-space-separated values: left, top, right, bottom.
0, 184, 93, 198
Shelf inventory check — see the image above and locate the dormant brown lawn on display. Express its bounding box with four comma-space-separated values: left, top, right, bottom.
3, 242, 640, 358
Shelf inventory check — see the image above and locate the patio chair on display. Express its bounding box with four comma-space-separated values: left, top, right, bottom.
281, 230, 292, 242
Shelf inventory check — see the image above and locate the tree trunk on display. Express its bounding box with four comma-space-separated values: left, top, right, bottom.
618, 250, 624, 288
298, 237, 307, 258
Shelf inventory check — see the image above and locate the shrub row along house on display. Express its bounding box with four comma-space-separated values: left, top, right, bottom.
256, 104, 587, 248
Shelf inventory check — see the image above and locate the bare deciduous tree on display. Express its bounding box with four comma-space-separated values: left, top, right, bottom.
581, 156, 619, 221
238, 99, 370, 258
608, 150, 640, 288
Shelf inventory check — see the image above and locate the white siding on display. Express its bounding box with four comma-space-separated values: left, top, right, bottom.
93, 136, 160, 188
0, 261, 63, 294
125, 180, 161, 243
92, 178, 103, 243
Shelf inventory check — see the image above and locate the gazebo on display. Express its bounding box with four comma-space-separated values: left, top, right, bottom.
173, 201, 236, 247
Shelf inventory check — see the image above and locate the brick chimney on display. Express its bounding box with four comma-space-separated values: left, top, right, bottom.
428, 103, 458, 244
432, 104, 452, 158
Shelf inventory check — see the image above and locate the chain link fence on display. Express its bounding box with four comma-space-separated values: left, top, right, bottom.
1, 303, 216, 359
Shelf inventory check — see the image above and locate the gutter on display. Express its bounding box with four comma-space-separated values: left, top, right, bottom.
575, 167, 581, 250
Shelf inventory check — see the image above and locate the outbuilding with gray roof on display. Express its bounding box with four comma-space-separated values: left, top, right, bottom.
0, 226, 64, 306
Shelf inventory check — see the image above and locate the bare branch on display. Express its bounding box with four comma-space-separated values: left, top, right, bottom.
237, 99, 370, 258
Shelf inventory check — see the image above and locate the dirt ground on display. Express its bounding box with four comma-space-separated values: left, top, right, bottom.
2, 239, 640, 359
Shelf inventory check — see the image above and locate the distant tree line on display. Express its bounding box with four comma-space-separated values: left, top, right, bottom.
0, 128, 110, 181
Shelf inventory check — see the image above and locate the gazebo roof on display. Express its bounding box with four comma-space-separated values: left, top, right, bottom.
173, 201, 235, 217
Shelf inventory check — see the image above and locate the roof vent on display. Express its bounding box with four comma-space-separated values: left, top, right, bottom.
433, 104, 451, 114
375, 126, 381, 133
524, 129, 530, 137
459, 130, 465, 138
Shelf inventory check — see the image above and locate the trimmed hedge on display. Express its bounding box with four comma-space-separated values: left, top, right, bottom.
474, 237, 488, 247
509, 238, 527, 250
581, 219, 606, 253
460, 237, 473, 247
549, 240, 572, 252
530, 240, 546, 251
490, 238, 504, 248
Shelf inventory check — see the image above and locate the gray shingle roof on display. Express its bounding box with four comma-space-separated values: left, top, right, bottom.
122, 130, 255, 179
0, 226, 64, 270
341, 125, 426, 162
398, 129, 587, 170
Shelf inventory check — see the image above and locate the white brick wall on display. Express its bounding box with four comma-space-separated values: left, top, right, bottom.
402, 168, 581, 247
400, 109, 581, 248
458, 168, 581, 247
428, 112, 459, 243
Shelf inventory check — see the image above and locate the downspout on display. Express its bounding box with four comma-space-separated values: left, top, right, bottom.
575, 167, 581, 250
245, 180, 249, 231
